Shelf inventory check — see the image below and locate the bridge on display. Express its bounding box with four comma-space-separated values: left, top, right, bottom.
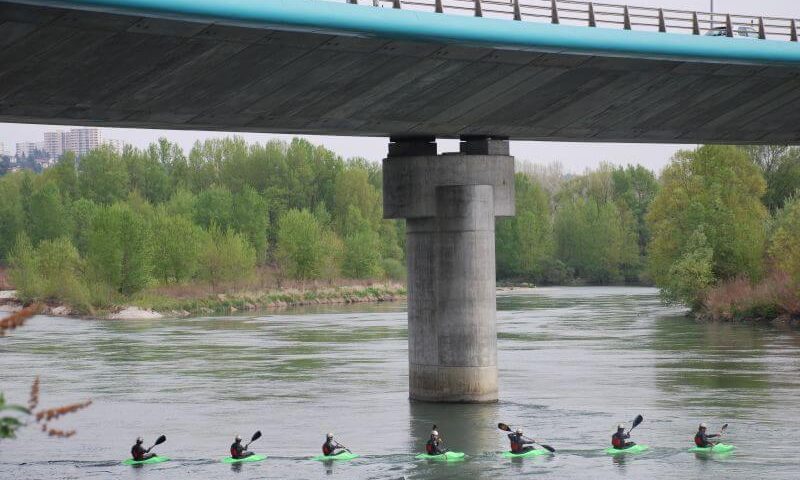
2, 0, 800, 403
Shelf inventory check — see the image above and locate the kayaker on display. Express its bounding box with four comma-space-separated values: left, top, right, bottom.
426, 430, 447, 455
322, 433, 344, 457
694, 423, 721, 448
508, 428, 536, 454
230, 434, 254, 460
611, 423, 635, 450
131, 437, 156, 462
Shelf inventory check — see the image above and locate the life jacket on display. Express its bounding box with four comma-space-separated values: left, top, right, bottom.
132, 445, 144, 461
694, 433, 705, 447
510, 437, 522, 453
612, 433, 624, 448
426, 441, 434, 454
323, 443, 333, 455
231, 446, 238, 457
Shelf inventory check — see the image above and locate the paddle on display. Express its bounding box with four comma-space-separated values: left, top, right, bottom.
430, 424, 448, 454
146, 435, 166, 453
244, 431, 261, 450
498, 423, 556, 453
334, 441, 352, 454
627, 414, 644, 435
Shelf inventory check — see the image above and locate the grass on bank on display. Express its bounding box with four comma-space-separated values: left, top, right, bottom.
701, 270, 800, 322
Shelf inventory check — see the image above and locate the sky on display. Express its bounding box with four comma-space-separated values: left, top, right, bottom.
0, 0, 796, 175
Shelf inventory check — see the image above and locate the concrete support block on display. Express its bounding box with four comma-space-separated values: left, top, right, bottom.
384, 139, 514, 403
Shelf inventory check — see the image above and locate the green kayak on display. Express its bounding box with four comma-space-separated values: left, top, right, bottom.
689, 444, 735, 454
311, 451, 359, 461
122, 456, 169, 465
415, 451, 466, 461
501, 449, 551, 458
604, 444, 649, 455
221, 454, 267, 464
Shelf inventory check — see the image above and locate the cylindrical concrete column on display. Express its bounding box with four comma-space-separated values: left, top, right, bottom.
383, 136, 515, 403
407, 185, 498, 402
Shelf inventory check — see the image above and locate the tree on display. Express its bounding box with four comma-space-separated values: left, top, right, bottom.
197, 225, 256, 288
742, 146, 800, 211
333, 166, 381, 234
151, 209, 207, 283
276, 209, 327, 280
124, 145, 171, 204
612, 165, 659, 256
193, 185, 233, 230
341, 206, 382, 279
45, 151, 79, 200
769, 195, 800, 282
86, 203, 153, 295
231, 186, 269, 261
660, 229, 715, 309
28, 182, 72, 245
0, 174, 25, 261
648, 145, 768, 306
78, 145, 129, 204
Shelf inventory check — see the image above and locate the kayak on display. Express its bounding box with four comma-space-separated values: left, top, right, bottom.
415, 451, 466, 461
689, 444, 735, 454
122, 456, 169, 465
604, 444, 649, 455
221, 454, 267, 464
501, 449, 552, 458
311, 452, 359, 461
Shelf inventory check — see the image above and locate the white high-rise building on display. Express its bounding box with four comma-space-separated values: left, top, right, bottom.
63, 128, 101, 157
0, 142, 10, 157
43, 130, 65, 159
16, 141, 43, 158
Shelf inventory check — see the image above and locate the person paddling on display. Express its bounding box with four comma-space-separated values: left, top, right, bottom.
508, 428, 537, 454
425, 429, 447, 455
611, 423, 636, 450
131, 437, 157, 462
694, 423, 721, 448
322, 433, 346, 457
231, 434, 255, 460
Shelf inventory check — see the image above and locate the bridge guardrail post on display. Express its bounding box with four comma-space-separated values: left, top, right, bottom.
758, 17, 765, 39
658, 8, 666, 32
725, 14, 733, 37
692, 12, 700, 35
623, 5, 631, 30
474, 0, 482, 17
435, 0, 443, 13
393, 0, 401, 9
588, 2, 596, 27
792, 19, 798, 42
551, 0, 559, 24
513, 0, 521, 21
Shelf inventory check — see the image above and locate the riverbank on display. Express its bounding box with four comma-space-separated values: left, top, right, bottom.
0, 283, 407, 320
697, 271, 800, 324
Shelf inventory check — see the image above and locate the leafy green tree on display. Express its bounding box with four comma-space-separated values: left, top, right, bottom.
742, 146, 800, 211
0, 174, 25, 261
70, 198, 99, 255
165, 189, 197, 218
78, 146, 129, 204
8, 233, 41, 301
342, 206, 382, 279
197, 225, 256, 288
612, 165, 659, 256
333, 166, 381, 234
151, 209, 207, 283
648, 145, 768, 305
44, 151, 79, 200
28, 182, 72, 245
86, 203, 153, 295
276, 209, 327, 280
124, 146, 171, 204
193, 185, 233, 230
660, 229, 715, 309
769, 195, 800, 282
232, 186, 269, 261
33, 237, 89, 308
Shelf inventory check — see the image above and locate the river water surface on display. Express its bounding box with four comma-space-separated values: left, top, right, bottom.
2, 287, 799, 479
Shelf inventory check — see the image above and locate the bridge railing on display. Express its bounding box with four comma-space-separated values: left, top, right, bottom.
344, 0, 799, 42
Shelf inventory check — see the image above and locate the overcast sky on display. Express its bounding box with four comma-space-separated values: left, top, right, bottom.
0, 0, 795, 174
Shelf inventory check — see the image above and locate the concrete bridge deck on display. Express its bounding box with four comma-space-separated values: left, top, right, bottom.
1, 0, 800, 143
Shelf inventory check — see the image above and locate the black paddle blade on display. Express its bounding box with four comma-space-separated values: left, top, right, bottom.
540, 444, 556, 453
632, 415, 644, 428
498, 423, 512, 432
155, 435, 166, 445
251, 431, 262, 442
720, 423, 729, 434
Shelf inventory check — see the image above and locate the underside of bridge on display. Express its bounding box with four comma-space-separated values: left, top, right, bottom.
2, 1, 800, 143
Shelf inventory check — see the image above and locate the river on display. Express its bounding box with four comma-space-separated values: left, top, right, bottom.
1, 286, 799, 479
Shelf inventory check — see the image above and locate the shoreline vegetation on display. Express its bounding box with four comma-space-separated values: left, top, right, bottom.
0, 137, 798, 324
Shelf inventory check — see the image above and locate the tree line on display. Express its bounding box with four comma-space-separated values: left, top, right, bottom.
0, 137, 797, 315
0, 137, 404, 311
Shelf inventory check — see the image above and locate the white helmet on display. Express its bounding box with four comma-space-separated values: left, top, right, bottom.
235, 434, 242, 442
431, 430, 439, 437
617, 423, 625, 430
327, 433, 334, 439
136, 437, 143, 444
515, 429, 523, 435
699, 423, 708, 429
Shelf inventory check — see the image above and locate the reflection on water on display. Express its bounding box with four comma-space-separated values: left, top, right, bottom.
1, 287, 799, 479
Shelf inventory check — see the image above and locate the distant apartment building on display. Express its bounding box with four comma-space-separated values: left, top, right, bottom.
64, 128, 101, 157
43, 130, 65, 159
16, 141, 43, 158
0, 142, 10, 157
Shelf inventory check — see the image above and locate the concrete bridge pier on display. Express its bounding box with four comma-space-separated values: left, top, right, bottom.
383, 136, 515, 403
